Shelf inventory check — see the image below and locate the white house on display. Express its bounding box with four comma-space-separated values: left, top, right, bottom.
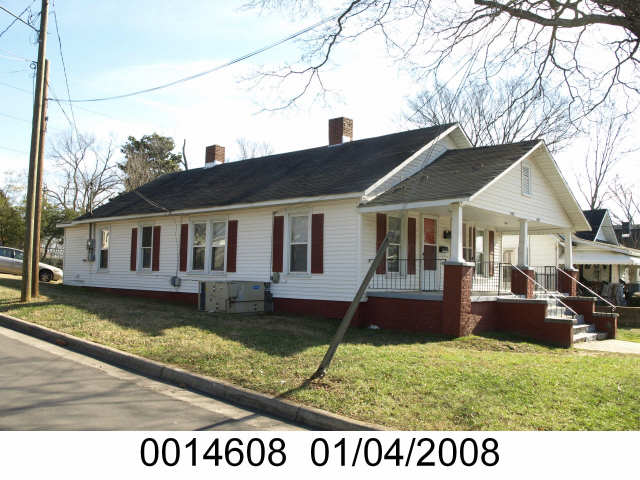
61, 118, 610, 346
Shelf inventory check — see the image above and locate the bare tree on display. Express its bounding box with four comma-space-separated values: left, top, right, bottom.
247, 1, 640, 115
46, 132, 121, 215
235, 137, 275, 160
181, 139, 189, 170
576, 102, 634, 210
408, 75, 575, 150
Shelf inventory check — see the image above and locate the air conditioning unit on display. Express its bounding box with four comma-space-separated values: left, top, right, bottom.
198, 281, 265, 313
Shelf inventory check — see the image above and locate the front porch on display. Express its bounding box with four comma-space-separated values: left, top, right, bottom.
362, 201, 576, 297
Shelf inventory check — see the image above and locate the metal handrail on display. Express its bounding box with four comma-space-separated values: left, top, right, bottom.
511, 264, 579, 317
556, 267, 616, 311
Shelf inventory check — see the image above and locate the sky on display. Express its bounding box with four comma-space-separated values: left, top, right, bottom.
0, 0, 637, 216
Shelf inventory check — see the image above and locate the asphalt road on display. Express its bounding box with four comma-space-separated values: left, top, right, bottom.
0, 326, 305, 431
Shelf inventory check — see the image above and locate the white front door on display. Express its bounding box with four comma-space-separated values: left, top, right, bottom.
421, 217, 440, 290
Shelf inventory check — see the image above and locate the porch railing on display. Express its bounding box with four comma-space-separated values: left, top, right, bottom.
368, 259, 513, 294
368, 258, 446, 291
533, 266, 557, 292
472, 261, 512, 294
556, 266, 616, 313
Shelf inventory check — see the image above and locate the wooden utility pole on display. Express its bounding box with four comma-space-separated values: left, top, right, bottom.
31, 59, 50, 297
311, 233, 390, 379
21, 0, 49, 302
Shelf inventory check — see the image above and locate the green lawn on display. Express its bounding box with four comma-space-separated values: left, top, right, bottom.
618, 327, 640, 343
1, 274, 638, 430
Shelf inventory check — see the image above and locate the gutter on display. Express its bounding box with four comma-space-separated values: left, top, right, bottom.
58, 192, 363, 227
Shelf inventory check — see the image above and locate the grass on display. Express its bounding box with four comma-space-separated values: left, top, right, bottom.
0, 274, 639, 430
618, 328, 640, 343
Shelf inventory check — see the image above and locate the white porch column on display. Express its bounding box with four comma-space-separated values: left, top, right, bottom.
449, 202, 464, 263
517, 219, 529, 267
565, 231, 574, 270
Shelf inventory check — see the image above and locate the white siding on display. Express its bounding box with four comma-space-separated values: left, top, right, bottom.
502, 234, 559, 267
470, 149, 572, 229
63, 199, 362, 302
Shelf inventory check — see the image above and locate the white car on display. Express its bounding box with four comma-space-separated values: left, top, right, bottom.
0, 246, 63, 282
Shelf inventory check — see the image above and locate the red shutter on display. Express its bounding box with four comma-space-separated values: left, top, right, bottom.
152, 226, 161, 271
272, 216, 284, 273
472, 226, 476, 261
376, 213, 387, 274
226, 220, 238, 272
311, 213, 324, 274
489, 230, 495, 276
130, 228, 137, 271
407, 217, 416, 275
179, 223, 188, 272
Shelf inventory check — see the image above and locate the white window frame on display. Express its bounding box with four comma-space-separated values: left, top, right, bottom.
286, 211, 311, 274
521, 162, 532, 196
187, 217, 229, 274
138, 224, 155, 271
210, 220, 227, 272
387, 215, 402, 273
98, 226, 110, 271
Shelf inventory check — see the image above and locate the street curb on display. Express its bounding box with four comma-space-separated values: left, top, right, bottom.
0, 313, 383, 431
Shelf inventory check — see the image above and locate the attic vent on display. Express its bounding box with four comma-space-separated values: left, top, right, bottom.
521, 163, 532, 195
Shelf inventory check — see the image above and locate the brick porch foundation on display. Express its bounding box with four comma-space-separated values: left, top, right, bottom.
558, 268, 578, 296
511, 267, 535, 298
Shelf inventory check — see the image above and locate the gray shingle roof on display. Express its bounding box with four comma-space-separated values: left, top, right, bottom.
361, 140, 540, 207
76, 124, 454, 221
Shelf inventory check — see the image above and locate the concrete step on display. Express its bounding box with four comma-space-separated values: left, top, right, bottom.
573, 332, 599, 343
572, 323, 595, 335
573, 331, 608, 343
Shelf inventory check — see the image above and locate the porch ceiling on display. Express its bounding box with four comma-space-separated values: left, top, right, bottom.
368, 204, 569, 234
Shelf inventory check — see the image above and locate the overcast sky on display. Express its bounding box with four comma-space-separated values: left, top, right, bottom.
0, 0, 637, 215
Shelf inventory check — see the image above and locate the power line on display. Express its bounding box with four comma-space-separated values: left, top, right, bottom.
0, 80, 32, 93
52, 9, 79, 139
0, 79, 115, 120
48, 83, 75, 131
49, 13, 340, 103
0, 4, 38, 33
0, 111, 30, 123
0, 0, 36, 38
0, 145, 29, 154
0, 48, 34, 62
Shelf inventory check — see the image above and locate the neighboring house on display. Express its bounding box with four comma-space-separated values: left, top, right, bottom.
570, 210, 640, 288
507, 209, 640, 299
61, 118, 601, 346
614, 222, 640, 250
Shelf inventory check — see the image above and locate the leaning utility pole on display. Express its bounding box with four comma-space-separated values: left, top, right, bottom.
21, 0, 49, 302
31, 59, 50, 298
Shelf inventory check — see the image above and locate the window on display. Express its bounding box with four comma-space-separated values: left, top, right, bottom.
141, 226, 153, 269
387, 216, 401, 273
99, 228, 109, 269
192, 223, 206, 270
521, 163, 532, 195
211, 221, 226, 271
289, 215, 309, 272
13, 250, 23, 260
0, 247, 11, 258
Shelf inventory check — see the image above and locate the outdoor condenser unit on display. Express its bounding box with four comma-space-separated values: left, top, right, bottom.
198, 281, 265, 313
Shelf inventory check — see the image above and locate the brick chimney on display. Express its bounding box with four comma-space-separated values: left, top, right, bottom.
328, 117, 353, 145
204, 144, 225, 168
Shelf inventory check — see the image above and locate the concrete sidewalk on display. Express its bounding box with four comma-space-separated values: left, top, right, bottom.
575, 339, 640, 354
